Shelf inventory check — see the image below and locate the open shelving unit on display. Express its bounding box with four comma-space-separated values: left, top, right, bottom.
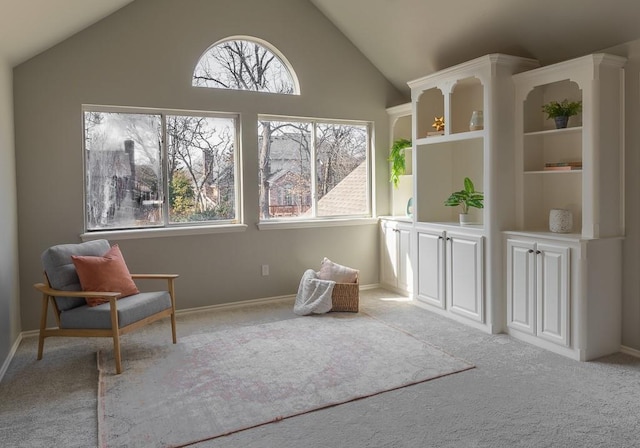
386, 103, 413, 218
506, 53, 627, 361
513, 54, 625, 239
407, 54, 539, 332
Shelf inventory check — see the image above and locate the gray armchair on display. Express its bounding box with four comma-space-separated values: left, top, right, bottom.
33, 239, 177, 374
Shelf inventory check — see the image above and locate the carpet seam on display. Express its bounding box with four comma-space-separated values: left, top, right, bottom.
172, 364, 475, 448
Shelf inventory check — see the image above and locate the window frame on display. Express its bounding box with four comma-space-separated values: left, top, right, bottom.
81, 104, 243, 238
257, 114, 373, 225
192, 36, 301, 95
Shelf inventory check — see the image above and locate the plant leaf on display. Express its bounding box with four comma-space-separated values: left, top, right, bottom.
464, 177, 474, 193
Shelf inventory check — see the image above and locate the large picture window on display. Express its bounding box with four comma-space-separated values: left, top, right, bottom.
83, 108, 239, 231
258, 118, 370, 220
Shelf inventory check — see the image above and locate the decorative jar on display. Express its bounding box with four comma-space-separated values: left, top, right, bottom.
469, 110, 483, 131
549, 209, 572, 233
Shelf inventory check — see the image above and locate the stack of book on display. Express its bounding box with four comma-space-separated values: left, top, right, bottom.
544, 161, 582, 171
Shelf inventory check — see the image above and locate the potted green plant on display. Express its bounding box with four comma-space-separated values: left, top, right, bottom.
388, 138, 412, 188
541, 99, 582, 129
444, 177, 484, 225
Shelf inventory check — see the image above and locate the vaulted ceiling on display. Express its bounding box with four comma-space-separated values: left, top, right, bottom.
3, 0, 640, 97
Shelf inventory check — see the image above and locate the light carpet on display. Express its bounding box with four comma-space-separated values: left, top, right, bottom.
97, 312, 474, 448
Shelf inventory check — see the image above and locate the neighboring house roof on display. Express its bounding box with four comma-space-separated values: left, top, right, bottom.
309, 161, 368, 216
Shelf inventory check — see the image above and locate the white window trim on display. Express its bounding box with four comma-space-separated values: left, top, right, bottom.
81, 223, 248, 242
257, 115, 373, 224
193, 35, 301, 95
257, 217, 378, 231
82, 104, 243, 234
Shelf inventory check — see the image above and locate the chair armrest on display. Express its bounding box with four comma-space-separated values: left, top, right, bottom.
130, 274, 179, 280
33, 282, 122, 299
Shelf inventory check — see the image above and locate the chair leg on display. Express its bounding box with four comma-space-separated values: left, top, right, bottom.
171, 312, 177, 344
168, 279, 177, 344
109, 298, 123, 374
37, 295, 49, 360
113, 332, 122, 374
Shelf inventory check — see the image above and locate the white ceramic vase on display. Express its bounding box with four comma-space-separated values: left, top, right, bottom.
459, 213, 472, 225
549, 209, 572, 233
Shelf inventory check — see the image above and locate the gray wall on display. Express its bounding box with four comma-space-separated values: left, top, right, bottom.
0, 57, 21, 363
13, 0, 404, 331
604, 39, 640, 352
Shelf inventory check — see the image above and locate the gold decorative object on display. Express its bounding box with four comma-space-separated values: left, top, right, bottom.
432, 116, 445, 132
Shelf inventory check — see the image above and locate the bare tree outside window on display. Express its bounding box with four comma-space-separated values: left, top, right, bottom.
192, 37, 302, 220
316, 124, 367, 197
258, 119, 370, 220
258, 121, 311, 219
167, 115, 236, 222
192, 39, 297, 94
83, 110, 238, 231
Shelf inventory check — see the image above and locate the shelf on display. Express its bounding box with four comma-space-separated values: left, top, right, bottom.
415, 130, 484, 146
524, 126, 582, 137
524, 169, 582, 175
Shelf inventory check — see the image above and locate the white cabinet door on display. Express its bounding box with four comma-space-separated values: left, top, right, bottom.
447, 232, 484, 322
417, 229, 445, 308
380, 222, 399, 288
505, 237, 570, 348
397, 226, 413, 292
507, 239, 536, 335
536, 243, 570, 347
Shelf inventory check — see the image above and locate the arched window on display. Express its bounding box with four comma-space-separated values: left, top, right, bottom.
193, 37, 299, 95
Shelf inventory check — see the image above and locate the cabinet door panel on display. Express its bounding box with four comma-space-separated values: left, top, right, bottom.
417, 230, 445, 308
447, 232, 484, 322
398, 227, 413, 292
507, 239, 536, 334
380, 223, 399, 287
536, 243, 570, 347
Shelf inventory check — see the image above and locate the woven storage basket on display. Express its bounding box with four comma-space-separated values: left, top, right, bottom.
331, 277, 359, 312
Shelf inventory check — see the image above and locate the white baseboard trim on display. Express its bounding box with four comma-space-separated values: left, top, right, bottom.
620, 345, 640, 358
0, 333, 23, 384
177, 283, 380, 316
177, 294, 295, 316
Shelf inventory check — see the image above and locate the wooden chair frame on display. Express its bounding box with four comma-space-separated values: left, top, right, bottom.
33, 273, 178, 374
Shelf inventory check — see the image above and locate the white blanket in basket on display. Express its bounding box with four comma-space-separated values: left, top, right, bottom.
293, 269, 335, 315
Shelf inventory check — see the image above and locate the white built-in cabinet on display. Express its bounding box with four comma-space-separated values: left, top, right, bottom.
380, 102, 414, 295
407, 54, 538, 332
505, 53, 625, 360
380, 219, 413, 294
381, 52, 625, 360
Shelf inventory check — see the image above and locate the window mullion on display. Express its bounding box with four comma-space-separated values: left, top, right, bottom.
161, 114, 170, 226
310, 121, 318, 218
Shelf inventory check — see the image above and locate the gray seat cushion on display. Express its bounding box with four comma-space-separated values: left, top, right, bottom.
41, 239, 111, 311
60, 291, 172, 329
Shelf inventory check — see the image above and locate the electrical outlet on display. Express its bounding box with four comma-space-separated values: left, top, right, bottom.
261, 264, 269, 276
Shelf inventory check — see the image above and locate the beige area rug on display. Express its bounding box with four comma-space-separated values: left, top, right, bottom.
97, 312, 474, 448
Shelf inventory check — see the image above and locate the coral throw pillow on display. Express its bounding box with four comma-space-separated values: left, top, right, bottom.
317, 257, 359, 283
72, 244, 139, 307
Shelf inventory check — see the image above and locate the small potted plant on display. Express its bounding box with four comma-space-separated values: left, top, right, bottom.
388, 138, 412, 188
541, 99, 582, 129
444, 177, 484, 225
